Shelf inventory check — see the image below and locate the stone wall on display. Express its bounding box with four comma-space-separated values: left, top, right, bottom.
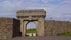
0, 18, 20, 40
13, 19, 20, 37
44, 20, 71, 36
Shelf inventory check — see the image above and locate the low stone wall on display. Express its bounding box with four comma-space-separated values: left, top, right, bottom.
0, 18, 20, 40
44, 20, 71, 36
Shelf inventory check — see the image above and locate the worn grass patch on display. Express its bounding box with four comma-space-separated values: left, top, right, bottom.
26, 29, 36, 33
57, 32, 71, 36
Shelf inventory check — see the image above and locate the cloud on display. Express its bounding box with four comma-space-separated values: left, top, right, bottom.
27, 22, 36, 29
44, 0, 71, 21
0, 0, 71, 21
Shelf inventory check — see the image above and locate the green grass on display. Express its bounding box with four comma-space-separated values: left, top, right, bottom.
26, 29, 36, 33
57, 32, 71, 36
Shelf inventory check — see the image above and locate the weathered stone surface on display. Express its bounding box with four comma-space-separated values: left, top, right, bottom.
16, 9, 46, 17
44, 20, 71, 36
0, 18, 20, 40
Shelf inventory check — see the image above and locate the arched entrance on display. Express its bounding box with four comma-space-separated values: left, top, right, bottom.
26, 21, 36, 37
16, 9, 46, 37
26, 21, 36, 29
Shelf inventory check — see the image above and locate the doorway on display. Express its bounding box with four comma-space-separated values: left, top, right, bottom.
26, 21, 37, 37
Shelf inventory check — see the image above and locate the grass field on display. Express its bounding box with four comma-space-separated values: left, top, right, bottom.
26, 29, 36, 33
26, 29, 71, 36
57, 32, 71, 36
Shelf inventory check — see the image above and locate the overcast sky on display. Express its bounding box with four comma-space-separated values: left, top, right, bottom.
0, 0, 71, 29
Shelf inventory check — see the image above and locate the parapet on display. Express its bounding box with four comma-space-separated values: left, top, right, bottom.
16, 9, 46, 17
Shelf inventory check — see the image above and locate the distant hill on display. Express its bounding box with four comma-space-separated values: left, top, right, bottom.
26, 29, 36, 33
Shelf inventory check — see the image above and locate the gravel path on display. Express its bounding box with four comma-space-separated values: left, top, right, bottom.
12, 36, 71, 40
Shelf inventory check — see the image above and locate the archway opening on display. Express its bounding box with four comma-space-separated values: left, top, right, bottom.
26, 21, 37, 37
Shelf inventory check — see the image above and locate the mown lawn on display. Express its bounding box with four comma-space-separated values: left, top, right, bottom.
26, 29, 36, 33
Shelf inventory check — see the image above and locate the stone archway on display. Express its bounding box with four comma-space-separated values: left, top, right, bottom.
26, 21, 36, 29
16, 9, 46, 37
25, 21, 37, 37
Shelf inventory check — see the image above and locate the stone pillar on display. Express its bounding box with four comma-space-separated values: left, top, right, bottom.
23, 21, 28, 37
34, 21, 38, 36
37, 18, 45, 36
20, 19, 26, 37
20, 19, 23, 32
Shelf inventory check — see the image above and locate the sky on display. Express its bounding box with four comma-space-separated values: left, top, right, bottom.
0, 0, 71, 29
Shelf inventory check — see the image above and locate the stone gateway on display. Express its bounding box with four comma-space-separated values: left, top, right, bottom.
16, 9, 46, 36
0, 9, 71, 40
